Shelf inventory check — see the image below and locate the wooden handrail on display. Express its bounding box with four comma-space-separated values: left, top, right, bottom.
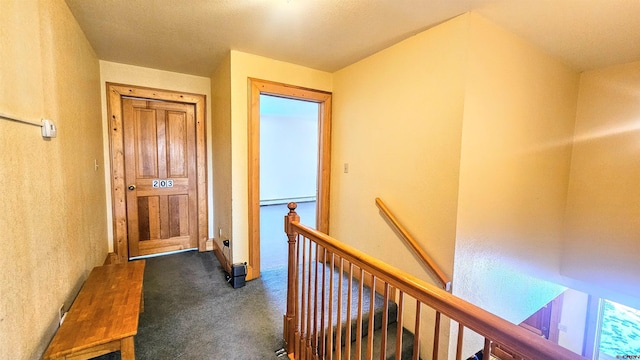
284, 203, 586, 360
375, 197, 451, 290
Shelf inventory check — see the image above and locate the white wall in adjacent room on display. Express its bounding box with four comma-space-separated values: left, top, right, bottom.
260, 95, 318, 203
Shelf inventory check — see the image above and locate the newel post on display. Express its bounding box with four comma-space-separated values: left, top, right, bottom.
284, 202, 300, 355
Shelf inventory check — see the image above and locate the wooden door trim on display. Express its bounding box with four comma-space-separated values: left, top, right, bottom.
247, 78, 332, 279
107, 83, 207, 263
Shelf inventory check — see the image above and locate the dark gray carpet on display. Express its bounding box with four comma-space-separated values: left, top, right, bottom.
92, 249, 415, 360
95, 250, 287, 359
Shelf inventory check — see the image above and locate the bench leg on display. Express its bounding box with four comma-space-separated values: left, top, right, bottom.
120, 336, 136, 360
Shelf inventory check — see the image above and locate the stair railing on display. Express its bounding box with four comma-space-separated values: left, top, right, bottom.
283, 202, 586, 360
375, 198, 450, 291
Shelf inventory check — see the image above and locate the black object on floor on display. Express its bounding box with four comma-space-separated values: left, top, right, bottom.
225, 262, 247, 288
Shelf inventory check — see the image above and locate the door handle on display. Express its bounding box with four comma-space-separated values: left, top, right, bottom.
128, 185, 136, 191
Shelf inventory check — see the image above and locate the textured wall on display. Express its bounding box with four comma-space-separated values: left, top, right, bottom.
211, 53, 232, 260
331, 11, 468, 287
454, 12, 579, 321
331, 14, 470, 359
0, 0, 106, 358
563, 61, 640, 308
452, 13, 579, 357
331, 12, 582, 358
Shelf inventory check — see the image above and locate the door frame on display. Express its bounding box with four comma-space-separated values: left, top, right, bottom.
107, 83, 207, 263
247, 78, 332, 279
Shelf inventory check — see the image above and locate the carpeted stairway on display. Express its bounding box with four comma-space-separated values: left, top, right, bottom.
306, 265, 419, 359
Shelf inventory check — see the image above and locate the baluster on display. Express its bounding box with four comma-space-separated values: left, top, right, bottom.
413, 301, 421, 360
336, 258, 344, 360
295, 233, 301, 358
319, 247, 327, 358
483, 338, 492, 360
367, 274, 376, 359
327, 252, 335, 360
432, 311, 441, 360
284, 202, 300, 356
306, 239, 314, 357
300, 236, 308, 360
379, 283, 390, 360
396, 291, 404, 360
355, 268, 364, 360
344, 263, 353, 360
455, 323, 464, 360
312, 243, 320, 358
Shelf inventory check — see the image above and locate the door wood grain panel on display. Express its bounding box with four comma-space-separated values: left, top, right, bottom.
167, 111, 188, 178
134, 109, 159, 178
123, 98, 198, 257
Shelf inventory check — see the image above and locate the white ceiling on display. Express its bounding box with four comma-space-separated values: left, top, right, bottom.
64, 0, 640, 77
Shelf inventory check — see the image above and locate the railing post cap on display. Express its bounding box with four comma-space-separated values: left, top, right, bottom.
287, 202, 298, 213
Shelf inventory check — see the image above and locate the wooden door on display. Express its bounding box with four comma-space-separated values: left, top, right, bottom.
123, 98, 198, 258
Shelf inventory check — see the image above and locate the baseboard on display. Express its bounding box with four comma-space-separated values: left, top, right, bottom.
212, 239, 231, 274
211, 239, 255, 282
103, 252, 117, 265
260, 196, 316, 206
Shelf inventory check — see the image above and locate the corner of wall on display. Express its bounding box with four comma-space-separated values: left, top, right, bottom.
211, 51, 233, 262
226, 51, 332, 266
452, 10, 580, 327
561, 61, 640, 305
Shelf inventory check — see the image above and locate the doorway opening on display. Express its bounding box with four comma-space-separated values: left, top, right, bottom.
259, 95, 318, 270
247, 78, 332, 279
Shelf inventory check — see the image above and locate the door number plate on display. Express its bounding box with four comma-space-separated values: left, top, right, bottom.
152, 179, 174, 188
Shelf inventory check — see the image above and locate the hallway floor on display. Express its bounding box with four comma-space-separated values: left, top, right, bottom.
93, 202, 317, 359
96, 250, 288, 359
260, 201, 316, 270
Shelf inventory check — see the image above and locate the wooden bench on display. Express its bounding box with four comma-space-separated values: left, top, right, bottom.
43, 260, 145, 360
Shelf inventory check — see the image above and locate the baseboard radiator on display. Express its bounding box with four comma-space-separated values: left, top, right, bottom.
283, 202, 586, 360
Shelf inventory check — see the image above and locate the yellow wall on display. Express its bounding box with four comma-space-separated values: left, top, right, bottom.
328, 12, 577, 358
99, 60, 213, 250
331, 12, 583, 358
451, 14, 580, 355
0, 0, 106, 358
211, 53, 232, 257
563, 61, 640, 307
453, 12, 579, 322
225, 51, 332, 265
331, 14, 468, 288
331, 14, 470, 359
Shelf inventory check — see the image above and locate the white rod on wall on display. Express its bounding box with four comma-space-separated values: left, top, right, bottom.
0, 111, 42, 127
